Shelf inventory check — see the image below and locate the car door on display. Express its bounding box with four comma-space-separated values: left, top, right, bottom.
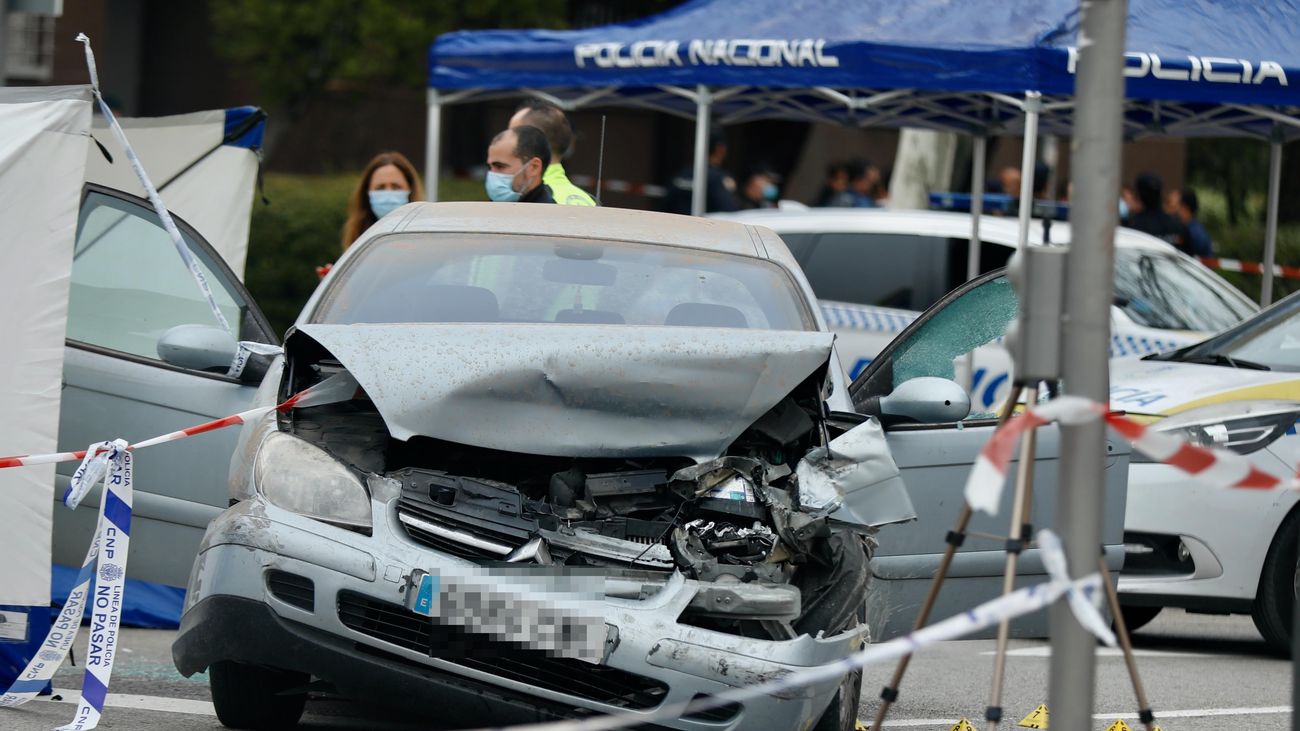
849, 271, 1129, 641
53, 185, 276, 587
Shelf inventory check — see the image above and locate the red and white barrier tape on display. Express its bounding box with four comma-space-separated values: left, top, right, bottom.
1199, 256, 1300, 282
966, 395, 1287, 515
0, 373, 357, 470
569, 174, 668, 198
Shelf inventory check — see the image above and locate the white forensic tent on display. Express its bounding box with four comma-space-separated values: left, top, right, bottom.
84, 107, 266, 280
0, 85, 92, 607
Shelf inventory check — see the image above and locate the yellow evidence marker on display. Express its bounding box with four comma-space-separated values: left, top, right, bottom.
948, 720, 979, 731
1018, 704, 1049, 728
1104, 721, 1131, 731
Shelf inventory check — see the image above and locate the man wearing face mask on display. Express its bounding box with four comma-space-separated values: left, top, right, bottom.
485, 125, 555, 204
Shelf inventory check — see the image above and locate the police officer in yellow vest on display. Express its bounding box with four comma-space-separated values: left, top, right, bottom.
509, 99, 597, 207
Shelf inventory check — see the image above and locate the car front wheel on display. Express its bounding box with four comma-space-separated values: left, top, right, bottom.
1252, 512, 1299, 656
1118, 605, 1162, 633
209, 660, 308, 730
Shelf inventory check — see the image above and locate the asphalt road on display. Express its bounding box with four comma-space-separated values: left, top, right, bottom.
3, 609, 1291, 730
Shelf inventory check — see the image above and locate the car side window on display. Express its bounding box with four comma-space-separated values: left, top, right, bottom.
67, 190, 265, 366
851, 273, 1019, 421
800, 233, 951, 311
776, 232, 818, 260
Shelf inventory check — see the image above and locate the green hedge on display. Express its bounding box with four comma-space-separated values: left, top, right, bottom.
1192, 186, 1300, 305
243, 173, 486, 336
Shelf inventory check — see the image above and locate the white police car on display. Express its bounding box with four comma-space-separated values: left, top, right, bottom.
1112, 290, 1300, 653
715, 207, 1257, 411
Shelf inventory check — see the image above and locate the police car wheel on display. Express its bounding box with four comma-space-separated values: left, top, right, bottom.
1252, 512, 1299, 657
210, 660, 307, 730
1117, 605, 1161, 633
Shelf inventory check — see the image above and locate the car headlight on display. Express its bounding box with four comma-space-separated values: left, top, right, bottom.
253, 431, 372, 528
1146, 400, 1300, 457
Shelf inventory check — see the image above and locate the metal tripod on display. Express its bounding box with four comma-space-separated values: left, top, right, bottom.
869, 382, 1158, 731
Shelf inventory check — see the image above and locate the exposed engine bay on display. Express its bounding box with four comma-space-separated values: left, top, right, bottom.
274, 326, 895, 639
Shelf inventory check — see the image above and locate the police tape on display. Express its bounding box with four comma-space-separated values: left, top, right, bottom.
965, 395, 1287, 515
0, 442, 131, 731
1198, 255, 1300, 282
0, 373, 357, 470
459, 530, 1108, 731
0, 374, 356, 728
75, 33, 280, 379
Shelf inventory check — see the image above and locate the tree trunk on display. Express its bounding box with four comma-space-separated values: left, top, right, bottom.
888, 129, 958, 210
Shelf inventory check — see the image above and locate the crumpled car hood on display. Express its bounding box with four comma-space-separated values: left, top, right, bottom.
295, 323, 835, 461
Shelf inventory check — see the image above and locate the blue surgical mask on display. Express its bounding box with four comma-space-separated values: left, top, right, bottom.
1118, 198, 1130, 220
485, 170, 521, 202
369, 189, 409, 218
762, 182, 779, 201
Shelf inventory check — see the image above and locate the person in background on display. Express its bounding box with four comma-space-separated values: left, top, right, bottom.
508, 99, 596, 206
485, 125, 554, 204
1177, 189, 1214, 257
1164, 187, 1182, 217
846, 158, 881, 207
340, 151, 424, 251
998, 165, 1021, 197
1119, 185, 1139, 223
738, 169, 779, 209
665, 127, 740, 214
816, 162, 851, 207
1126, 172, 1185, 247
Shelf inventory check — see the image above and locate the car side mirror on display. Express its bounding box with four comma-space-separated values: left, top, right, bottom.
862, 377, 971, 425
157, 324, 238, 373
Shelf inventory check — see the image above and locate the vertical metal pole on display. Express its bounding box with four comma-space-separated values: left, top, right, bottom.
1262, 134, 1283, 306
1050, 2, 1126, 730
691, 85, 713, 217
1017, 92, 1043, 252
425, 88, 442, 202
969, 135, 988, 279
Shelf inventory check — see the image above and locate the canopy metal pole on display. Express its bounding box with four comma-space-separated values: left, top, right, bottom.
1049, 2, 1126, 730
968, 134, 987, 279
1017, 92, 1043, 251
691, 85, 713, 217
1262, 132, 1283, 306
425, 88, 442, 202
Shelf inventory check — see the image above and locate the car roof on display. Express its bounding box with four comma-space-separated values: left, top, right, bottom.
392, 201, 768, 258
715, 207, 1177, 254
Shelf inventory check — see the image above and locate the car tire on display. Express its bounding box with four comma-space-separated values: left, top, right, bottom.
1118, 605, 1162, 633
812, 593, 868, 731
811, 659, 864, 731
1252, 511, 1299, 656
209, 660, 308, 730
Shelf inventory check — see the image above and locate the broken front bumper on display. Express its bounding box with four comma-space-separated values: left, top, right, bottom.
173, 496, 864, 730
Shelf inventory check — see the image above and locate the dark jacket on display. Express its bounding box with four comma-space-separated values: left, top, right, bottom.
1126, 209, 1185, 248
520, 183, 556, 204
664, 166, 739, 214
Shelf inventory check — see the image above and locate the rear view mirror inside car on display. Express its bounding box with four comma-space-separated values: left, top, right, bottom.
543, 257, 617, 286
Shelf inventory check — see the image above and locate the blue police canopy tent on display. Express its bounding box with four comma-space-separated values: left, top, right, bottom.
428, 0, 1299, 297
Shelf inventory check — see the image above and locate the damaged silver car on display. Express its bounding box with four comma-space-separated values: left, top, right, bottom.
172, 203, 939, 730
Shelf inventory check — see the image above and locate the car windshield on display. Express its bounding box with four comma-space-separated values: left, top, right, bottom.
312, 233, 813, 331
1168, 294, 1300, 372
1112, 250, 1254, 332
